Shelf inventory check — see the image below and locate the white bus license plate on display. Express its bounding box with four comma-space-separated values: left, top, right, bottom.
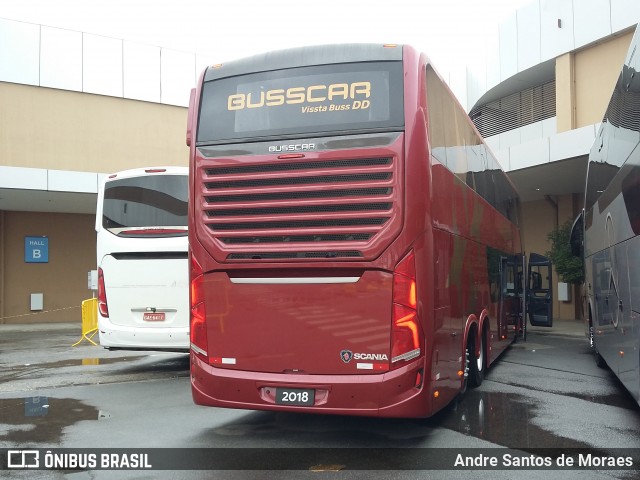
143, 312, 165, 322
275, 388, 315, 406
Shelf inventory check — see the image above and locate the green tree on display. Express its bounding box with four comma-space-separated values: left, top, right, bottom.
546, 219, 584, 284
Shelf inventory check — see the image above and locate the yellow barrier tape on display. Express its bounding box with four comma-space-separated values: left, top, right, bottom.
0, 305, 80, 321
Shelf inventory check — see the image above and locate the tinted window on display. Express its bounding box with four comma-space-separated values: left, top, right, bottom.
426, 66, 520, 226
197, 62, 404, 144
585, 43, 640, 212
102, 175, 188, 231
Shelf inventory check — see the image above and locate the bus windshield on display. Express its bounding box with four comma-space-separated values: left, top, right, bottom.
102, 174, 188, 235
197, 61, 405, 145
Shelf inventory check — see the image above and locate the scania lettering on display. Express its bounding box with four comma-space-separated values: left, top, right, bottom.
352, 353, 388, 361
187, 44, 552, 417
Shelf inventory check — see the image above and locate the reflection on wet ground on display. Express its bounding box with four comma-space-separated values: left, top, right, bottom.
0, 357, 138, 382
0, 396, 99, 444
0, 354, 190, 384
489, 369, 638, 411
207, 410, 434, 447
118, 354, 190, 375
440, 390, 594, 449
28, 357, 133, 368
204, 389, 620, 452
552, 388, 638, 410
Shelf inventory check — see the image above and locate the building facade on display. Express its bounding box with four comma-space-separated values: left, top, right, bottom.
1, 1, 639, 323
465, 0, 640, 321
0, 18, 207, 323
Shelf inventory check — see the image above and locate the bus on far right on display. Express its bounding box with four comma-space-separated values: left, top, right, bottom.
570, 25, 640, 407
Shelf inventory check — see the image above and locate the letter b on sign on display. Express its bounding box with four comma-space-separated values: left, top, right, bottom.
25, 236, 49, 263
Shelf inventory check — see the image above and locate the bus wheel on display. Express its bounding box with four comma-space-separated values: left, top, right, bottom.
452, 348, 470, 407
467, 331, 484, 388
459, 350, 469, 397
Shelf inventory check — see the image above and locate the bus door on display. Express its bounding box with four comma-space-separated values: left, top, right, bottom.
500, 255, 522, 339
527, 253, 553, 327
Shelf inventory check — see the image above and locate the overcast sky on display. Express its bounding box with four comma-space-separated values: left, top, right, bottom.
1, 0, 530, 76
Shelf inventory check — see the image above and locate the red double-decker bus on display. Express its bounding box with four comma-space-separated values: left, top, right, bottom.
186, 44, 551, 418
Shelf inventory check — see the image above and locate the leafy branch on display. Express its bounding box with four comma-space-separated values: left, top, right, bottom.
546, 219, 584, 285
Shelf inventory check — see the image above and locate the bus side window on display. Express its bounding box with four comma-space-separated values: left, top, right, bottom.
531, 271, 542, 291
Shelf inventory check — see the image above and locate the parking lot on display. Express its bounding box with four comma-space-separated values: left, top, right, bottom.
1, 320, 638, 479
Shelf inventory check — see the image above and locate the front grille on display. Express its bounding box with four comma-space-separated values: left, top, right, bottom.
207, 158, 391, 175
199, 155, 399, 261
206, 187, 391, 203
206, 172, 391, 189
227, 251, 363, 260
208, 203, 392, 217
221, 234, 372, 244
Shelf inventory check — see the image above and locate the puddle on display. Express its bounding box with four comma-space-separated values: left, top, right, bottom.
440, 390, 596, 449
493, 368, 639, 411
562, 386, 640, 410
0, 397, 99, 444
1, 354, 190, 385
205, 392, 599, 450
206, 410, 434, 447
118, 354, 190, 375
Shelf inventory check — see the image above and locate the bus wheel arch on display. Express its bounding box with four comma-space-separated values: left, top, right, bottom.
478, 311, 490, 370
464, 316, 484, 388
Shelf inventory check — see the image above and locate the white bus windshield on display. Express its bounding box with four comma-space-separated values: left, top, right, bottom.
102, 174, 188, 236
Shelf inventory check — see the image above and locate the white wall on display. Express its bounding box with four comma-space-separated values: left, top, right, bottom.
485, 122, 599, 172
0, 17, 214, 107
467, 0, 640, 111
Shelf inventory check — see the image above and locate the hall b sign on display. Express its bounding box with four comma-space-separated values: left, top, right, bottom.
25, 236, 49, 263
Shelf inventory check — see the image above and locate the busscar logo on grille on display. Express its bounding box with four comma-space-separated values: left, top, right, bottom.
268, 143, 316, 153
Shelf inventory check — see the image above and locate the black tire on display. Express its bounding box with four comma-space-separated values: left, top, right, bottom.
459, 359, 469, 397
467, 330, 485, 388
453, 343, 470, 407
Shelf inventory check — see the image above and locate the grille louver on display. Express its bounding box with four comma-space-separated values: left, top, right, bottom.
200, 156, 399, 261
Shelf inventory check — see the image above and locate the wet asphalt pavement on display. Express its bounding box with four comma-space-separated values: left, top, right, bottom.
0, 320, 639, 479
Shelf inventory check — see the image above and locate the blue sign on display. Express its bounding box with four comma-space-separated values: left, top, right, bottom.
25, 236, 49, 263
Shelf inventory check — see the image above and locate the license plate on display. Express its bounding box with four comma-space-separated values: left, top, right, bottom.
143, 312, 165, 322
275, 388, 315, 406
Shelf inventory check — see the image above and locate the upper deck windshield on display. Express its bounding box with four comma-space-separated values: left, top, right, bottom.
197, 61, 404, 145
102, 175, 188, 236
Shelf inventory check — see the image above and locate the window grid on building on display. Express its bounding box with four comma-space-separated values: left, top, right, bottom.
469, 81, 556, 138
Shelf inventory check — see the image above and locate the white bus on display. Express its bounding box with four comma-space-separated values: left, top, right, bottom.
95, 166, 189, 351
